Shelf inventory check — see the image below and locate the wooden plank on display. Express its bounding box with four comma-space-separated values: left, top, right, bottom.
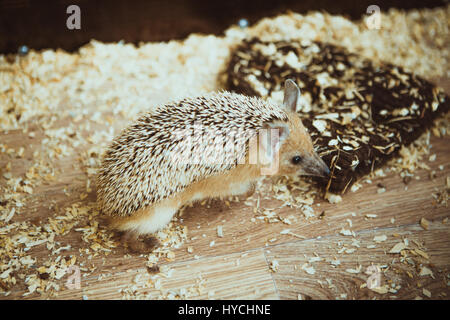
1, 88, 448, 300
51, 249, 278, 300
265, 222, 450, 300
1, 129, 449, 298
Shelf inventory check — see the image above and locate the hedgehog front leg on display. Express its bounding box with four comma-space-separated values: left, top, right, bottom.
229, 181, 256, 198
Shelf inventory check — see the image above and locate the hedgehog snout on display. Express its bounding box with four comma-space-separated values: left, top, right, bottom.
301, 153, 330, 178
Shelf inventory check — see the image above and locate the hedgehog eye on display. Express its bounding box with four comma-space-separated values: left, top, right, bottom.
291, 156, 302, 165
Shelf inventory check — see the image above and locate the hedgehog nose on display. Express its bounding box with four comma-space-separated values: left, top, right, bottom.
314, 155, 330, 178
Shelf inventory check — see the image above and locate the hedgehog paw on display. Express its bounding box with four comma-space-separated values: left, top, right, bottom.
143, 236, 160, 252
243, 182, 256, 198
122, 232, 159, 254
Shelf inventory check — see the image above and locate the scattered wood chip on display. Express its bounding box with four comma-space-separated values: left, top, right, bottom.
420, 217, 429, 230
369, 285, 389, 294
374, 235, 387, 243
325, 193, 342, 204
414, 249, 429, 260
389, 242, 407, 253
345, 265, 362, 274
301, 263, 316, 275
216, 226, 223, 237
419, 266, 434, 278
423, 288, 432, 298
269, 260, 279, 272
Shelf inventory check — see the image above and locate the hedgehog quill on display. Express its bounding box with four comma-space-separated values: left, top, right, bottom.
97, 80, 330, 252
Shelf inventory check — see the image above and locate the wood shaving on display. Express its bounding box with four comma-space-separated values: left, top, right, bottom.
269, 260, 279, 272
389, 242, 408, 253
420, 218, 430, 230
374, 235, 388, 243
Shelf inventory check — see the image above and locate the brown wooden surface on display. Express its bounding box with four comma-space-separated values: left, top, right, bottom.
0, 78, 449, 301
0, 122, 449, 299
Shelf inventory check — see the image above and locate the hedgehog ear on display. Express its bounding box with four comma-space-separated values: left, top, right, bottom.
283, 79, 300, 112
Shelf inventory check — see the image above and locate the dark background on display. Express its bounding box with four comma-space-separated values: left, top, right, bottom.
0, 0, 447, 54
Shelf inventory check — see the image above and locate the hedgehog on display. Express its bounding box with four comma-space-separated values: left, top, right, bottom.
97, 80, 330, 252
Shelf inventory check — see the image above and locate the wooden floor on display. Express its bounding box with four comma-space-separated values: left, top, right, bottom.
0, 126, 448, 300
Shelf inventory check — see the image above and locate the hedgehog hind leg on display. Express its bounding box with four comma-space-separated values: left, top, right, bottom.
133, 204, 181, 235
112, 202, 180, 253
111, 200, 181, 236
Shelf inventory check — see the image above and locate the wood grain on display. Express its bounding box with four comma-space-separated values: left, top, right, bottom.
265, 223, 450, 300
0, 117, 449, 300
22, 249, 278, 300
